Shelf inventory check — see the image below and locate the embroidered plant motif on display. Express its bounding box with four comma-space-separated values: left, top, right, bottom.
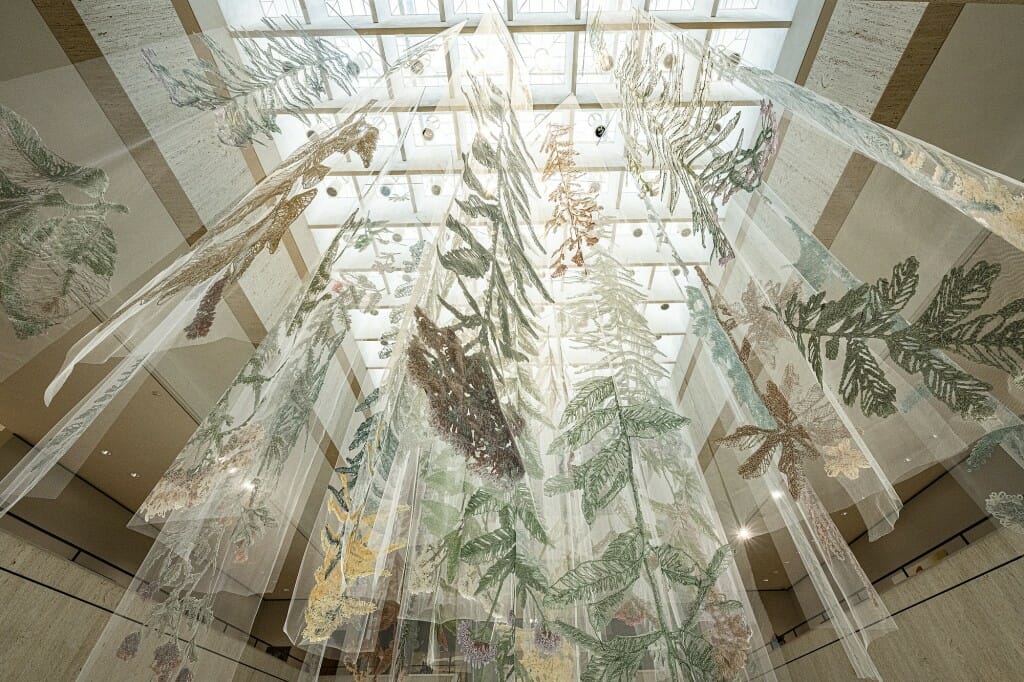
778, 257, 1024, 419
986, 491, 1024, 534
0, 104, 126, 337
822, 438, 871, 480
406, 307, 526, 481
540, 123, 601, 277
695, 268, 852, 498
144, 18, 360, 147
591, 13, 777, 264
545, 376, 735, 681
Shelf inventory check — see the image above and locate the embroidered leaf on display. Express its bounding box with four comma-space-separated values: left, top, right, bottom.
438, 246, 489, 278
561, 377, 615, 427
782, 257, 1024, 418
654, 544, 698, 585
544, 558, 640, 606
460, 527, 516, 564
513, 553, 549, 592
967, 425, 1024, 472
0, 104, 108, 196
557, 408, 617, 451
551, 620, 602, 650
588, 585, 633, 629
577, 436, 631, 523
619, 404, 690, 438
580, 632, 664, 682
143, 18, 359, 146
919, 261, 999, 328
840, 338, 897, 417
513, 485, 550, 545
475, 551, 514, 595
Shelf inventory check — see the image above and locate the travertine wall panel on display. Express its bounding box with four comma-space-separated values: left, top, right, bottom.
0, 529, 298, 680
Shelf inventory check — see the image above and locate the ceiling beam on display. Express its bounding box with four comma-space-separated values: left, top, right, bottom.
282, 95, 762, 114
231, 17, 791, 38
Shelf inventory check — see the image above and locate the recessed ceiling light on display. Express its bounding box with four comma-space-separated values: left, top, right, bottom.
770, 490, 783, 499
736, 527, 752, 541
100, 449, 110, 456
129, 472, 139, 478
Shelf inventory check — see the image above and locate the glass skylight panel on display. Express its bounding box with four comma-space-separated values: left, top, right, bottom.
648, 0, 697, 10
576, 34, 623, 85
411, 112, 457, 147
514, 33, 568, 86
396, 36, 448, 86
719, 0, 759, 9
711, 29, 751, 58
516, 0, 569, 15
258, 0, 304, 17
329, 36, 384, 85
325, 0, 373, 17
452, 0, 496, 14
389, 0, 440, 16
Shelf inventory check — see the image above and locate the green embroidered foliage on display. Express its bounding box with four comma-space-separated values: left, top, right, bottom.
780, 257, 1024, 418
0, 104, 125, 337
591, 16, 777, 265
432, 71, 550, 366
144, 18, 359, 147
685, 285, 773, 428
986, 491, 1024, 534
563, 250, 668, 401
966, 424, 1024, 472
552, 377, 690, 521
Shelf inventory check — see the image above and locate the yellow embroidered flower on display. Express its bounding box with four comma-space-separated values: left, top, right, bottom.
822, 438, 871, 480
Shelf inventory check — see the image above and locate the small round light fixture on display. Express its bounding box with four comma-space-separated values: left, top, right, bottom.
410, 59, 425, 75
392, 232, 403, 242
680, 227, 693, 237
660, 303, 669, 311
100, 449, 111, 456
306, 129, 315, 138
671, 267, 681, 276
598, 54, 614, 72
346, 60, 361, 78
431, 184, 442, 196
736, 527, 752, 541
632, 227, 643, 238
380, 186, 392, 197
326, 186, 338, 197
594, 125, 607, 139
663, 53, 675, 69
422, 127, 435, 141
129, 472, 140, 478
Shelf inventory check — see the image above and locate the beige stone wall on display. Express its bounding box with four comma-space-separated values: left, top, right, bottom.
767, 528, 1024, 680
0, 529, 298, 681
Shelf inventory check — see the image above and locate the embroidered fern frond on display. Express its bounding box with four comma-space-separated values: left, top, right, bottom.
0, 104, 126, 337
779, 257, 1024, 418
144, 18, 359, 146
541, 123, 601, 277
591, 12, 778, 265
